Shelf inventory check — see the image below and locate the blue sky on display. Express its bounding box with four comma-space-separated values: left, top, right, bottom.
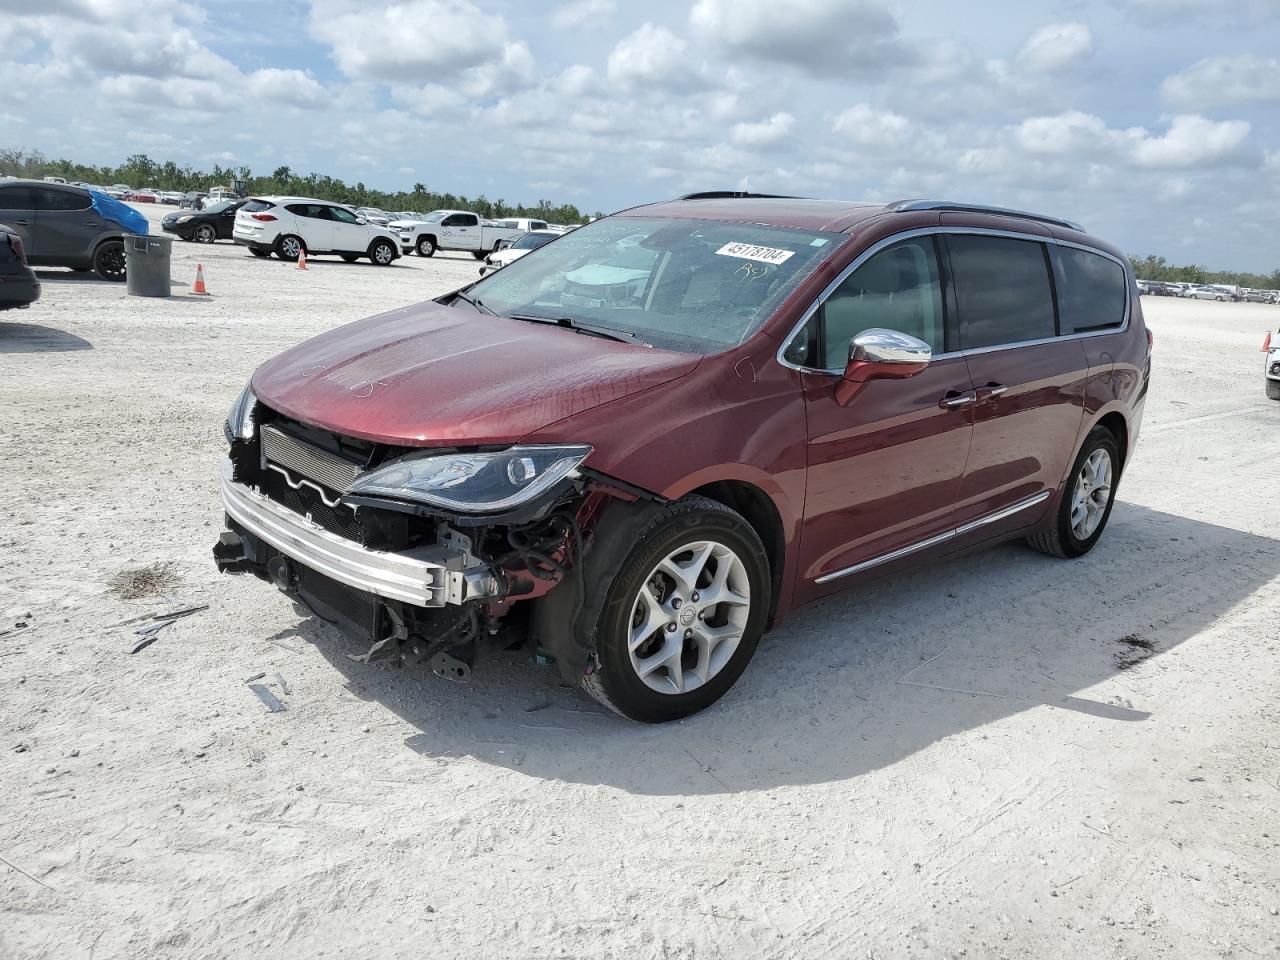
3, 0, 1278, 270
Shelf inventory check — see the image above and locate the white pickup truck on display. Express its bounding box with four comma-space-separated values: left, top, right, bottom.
392, 210, 540, 259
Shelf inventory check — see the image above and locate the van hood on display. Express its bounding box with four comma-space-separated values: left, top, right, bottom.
250, 300, 701, 446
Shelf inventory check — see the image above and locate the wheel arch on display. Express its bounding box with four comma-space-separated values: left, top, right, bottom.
687, 479, 786, 621
1095, 410, 1129, 472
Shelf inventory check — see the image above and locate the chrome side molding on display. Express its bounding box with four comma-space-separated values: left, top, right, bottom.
814, 490, 1052, 584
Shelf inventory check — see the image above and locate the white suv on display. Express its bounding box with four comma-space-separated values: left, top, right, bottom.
233, 197, 401, 265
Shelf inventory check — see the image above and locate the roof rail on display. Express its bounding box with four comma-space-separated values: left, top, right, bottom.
678, 191, 805, 201
889, 199, 1084, 233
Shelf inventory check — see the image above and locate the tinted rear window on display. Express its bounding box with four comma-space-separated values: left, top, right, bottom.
1051, 246, 1126, 333
242, 199, 274, 213
0, 186, 34, 210
949, 235, 1055, 350
33, 188, 92, 211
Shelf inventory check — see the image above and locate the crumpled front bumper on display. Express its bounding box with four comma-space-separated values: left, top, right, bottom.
217, 459, 500, 607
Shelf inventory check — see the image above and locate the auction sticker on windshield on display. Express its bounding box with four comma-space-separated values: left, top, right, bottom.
716, 242, 795, 266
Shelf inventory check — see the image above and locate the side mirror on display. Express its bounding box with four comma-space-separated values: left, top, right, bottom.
356, 217, 368, 225
495, 239, 511, 250
835, 328, 931, 406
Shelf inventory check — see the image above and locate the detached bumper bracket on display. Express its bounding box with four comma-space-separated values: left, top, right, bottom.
218, 459, 498, 608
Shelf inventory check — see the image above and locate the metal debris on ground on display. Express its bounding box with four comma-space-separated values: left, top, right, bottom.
249, 683, 286, 713
244, 671, 266, 684
274, 672, 291, 695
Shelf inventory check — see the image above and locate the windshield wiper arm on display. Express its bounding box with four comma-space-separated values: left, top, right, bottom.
451, 289, 496, 316
507, 314, 647, 346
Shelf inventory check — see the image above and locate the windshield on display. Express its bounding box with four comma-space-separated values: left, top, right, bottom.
511, 232, 556, 251
422, 211, 448, 223
469, 216, 844, 353
203, 200, 235, 214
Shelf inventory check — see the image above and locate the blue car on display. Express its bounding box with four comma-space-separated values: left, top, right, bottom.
0, 179, 149, 281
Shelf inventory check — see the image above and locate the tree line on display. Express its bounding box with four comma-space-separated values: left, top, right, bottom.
1126, 253, 1279, 290
0, 148, 599, 224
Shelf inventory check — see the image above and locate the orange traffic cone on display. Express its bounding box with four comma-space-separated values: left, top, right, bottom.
192, 263, 209, 295
1263, 331, 1272, 352
296, 247, 307, 270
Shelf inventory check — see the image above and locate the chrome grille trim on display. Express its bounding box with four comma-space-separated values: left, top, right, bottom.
261, 424, 362, 493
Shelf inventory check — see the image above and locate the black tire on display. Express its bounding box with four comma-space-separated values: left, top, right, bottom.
340, 253, 360, 263
580, 496, 771, 723
369, 239, 396, 266
249, 247, 270, 258
1266, 380, 1280, 401
416, 235, 436, 257
194, 223, 216, 244
1027, 425, 1121, 559
274, 235, 304, 261
71, 266, 91, 273
472, 249, 487, 261
93, 239, 126, 282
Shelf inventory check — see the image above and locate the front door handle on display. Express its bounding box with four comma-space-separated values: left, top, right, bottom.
975, 382, 1009, 400
940, 390, 977, 409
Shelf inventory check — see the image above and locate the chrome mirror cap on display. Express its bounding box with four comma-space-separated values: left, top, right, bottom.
850, 328, 932, 365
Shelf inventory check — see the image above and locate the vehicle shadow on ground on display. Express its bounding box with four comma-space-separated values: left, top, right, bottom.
32, 269, 108, 284
0, 320, 92, 352
288, 503, 1279, 795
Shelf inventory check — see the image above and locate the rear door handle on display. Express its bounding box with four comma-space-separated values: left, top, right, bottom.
975, 382, 1009, 400
940, 390, 977, 409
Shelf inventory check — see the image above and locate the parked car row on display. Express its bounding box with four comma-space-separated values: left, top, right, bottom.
1138, 279, 1278, 303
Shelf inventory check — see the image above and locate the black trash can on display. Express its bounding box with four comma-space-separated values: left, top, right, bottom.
124, 234, 172, 297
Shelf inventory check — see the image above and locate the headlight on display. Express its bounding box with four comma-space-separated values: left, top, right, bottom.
177, 215, 193, 223
344, 444, 591, 513
225, 382, 256, 442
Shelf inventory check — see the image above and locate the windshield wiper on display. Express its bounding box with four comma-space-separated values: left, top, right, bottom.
507, 314, 648, 346
451, 290, 496, 316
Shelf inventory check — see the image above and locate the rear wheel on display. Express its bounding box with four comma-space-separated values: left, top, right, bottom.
416, 236, 435, 257
93, 240, 126, 282
472, 249, 487, 261
249, 247, 269, 258
194, 223, 216, 244
340, 253, 360, 263
580, 496, 770, 723
275, 235, 304, 261
1266, 380, 1280, 401
369, 239, 396, 266
1027, 425, 1121, 559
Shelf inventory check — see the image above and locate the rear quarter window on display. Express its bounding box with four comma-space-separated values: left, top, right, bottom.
34, 188, 92, 211
948, 235, 1056, 350
1051, 246, 1127, 333
241, 200, 274, 214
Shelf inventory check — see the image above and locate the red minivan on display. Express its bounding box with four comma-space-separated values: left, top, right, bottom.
215, 194, 1149, 722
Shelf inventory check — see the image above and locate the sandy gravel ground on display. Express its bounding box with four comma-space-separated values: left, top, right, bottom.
2, 204, 1279, 959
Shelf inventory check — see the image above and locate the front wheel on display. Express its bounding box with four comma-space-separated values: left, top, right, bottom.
416, 236, 435, 257
580, 496, 770, 723
93, 240, 126, 281
194, 223, 216, 243
249, 247, 270, 258
1027, 425, 1121, 559
1266, 380, 1280, 401
340, 253, 360, 263
369, 239, 396, 265
472, 249, 487, 261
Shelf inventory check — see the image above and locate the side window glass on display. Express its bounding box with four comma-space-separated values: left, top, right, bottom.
0, 187, 34, 210
819, 238, 944, 367
949, 235, 1055, 349
330, 206, 360, 224
1051, 246, 1127, 333
34, 189, 91, 211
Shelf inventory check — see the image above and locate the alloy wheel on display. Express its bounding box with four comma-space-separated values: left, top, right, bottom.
196, 224, 215, 243
1070, 448, 1113, 540
280, 237, 301, 259
627, 540, 751, 695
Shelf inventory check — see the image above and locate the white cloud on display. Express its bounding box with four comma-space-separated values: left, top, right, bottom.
551, 0, 616, 30
1017, 22, 1093, 72
309, 0, 512, 81
606, 23, 693, 87
1130, 114, 1251, 169
731, 113, 795, 147
690, 0, 902, 75
1015, 110, 1118, 155
1162, 55, 1280, 110
833, 103, 911, 148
